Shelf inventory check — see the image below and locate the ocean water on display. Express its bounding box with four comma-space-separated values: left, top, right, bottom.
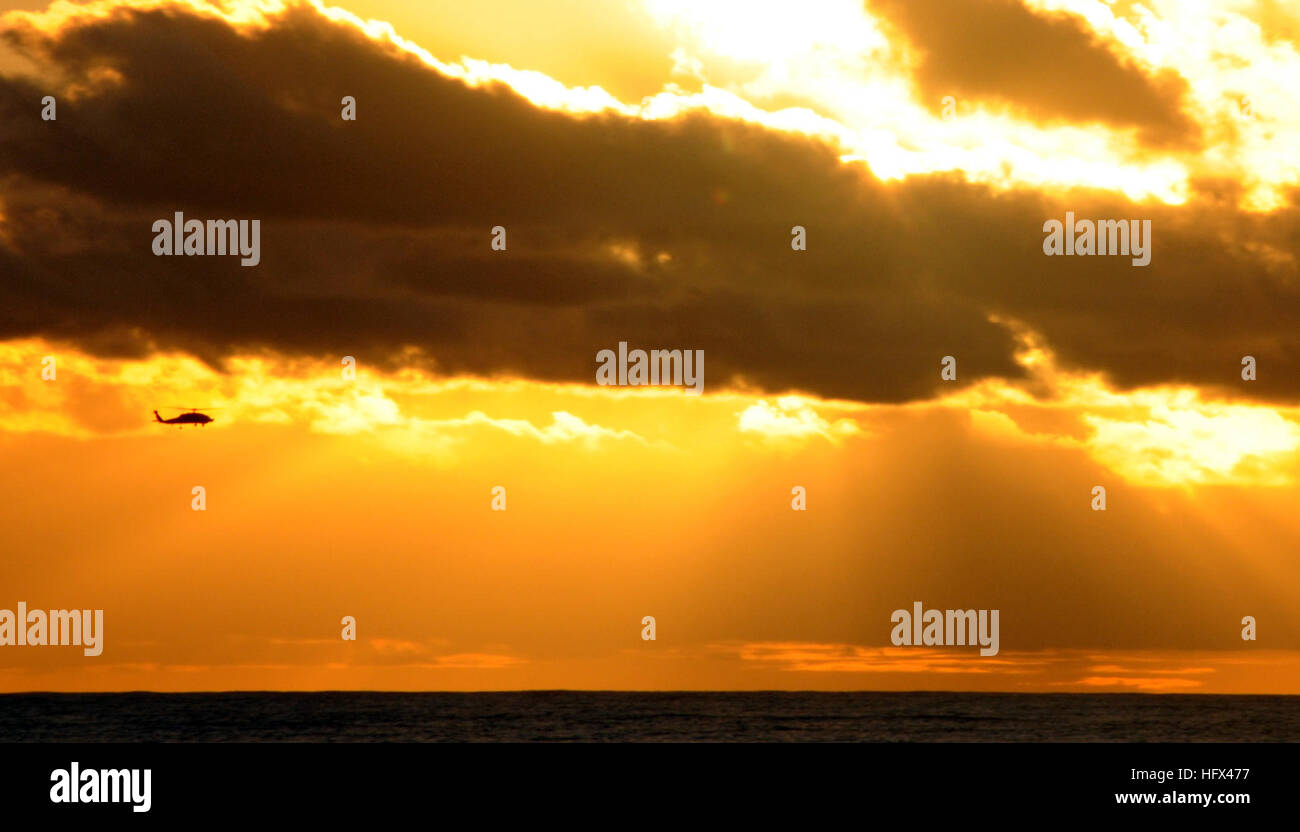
0, 691, 1296, 742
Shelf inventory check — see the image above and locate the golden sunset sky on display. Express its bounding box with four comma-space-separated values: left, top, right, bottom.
1, 0, 1299, 693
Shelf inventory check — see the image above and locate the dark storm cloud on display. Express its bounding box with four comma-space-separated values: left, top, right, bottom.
0, 1, 1296, 403
868, 0, 1201, 148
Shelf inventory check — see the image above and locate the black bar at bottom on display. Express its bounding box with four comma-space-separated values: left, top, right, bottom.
0, 742, 1286, 820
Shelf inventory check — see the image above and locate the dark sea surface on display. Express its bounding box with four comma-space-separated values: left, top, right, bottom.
2, 692, 1298, 742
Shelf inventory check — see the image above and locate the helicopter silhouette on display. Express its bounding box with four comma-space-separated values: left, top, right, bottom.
154, 407, 216, 427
